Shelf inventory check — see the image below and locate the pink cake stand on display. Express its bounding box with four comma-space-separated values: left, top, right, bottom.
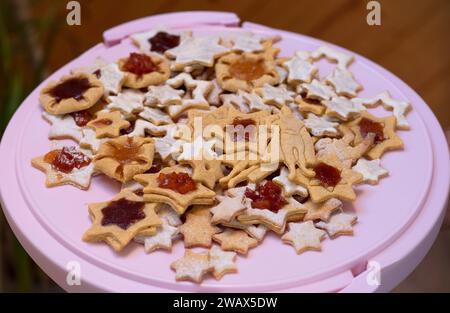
1, 12, 449, 293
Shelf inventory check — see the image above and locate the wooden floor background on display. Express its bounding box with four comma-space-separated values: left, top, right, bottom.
16, 0, 450, 292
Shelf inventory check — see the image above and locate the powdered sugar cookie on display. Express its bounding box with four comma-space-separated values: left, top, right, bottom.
283, 55, 318, 84
304, 113, 339, 137
106, 89, 145, 115
255, 83, 295, 108
352, 158, 388, 185
42, 112, 83, 142
273, 167, 308, 198
128, 119, 170, 137
166, 36, 230, 71
212, 229, 258, 255
311, 45, 354, 69
322, 96, 365, 121
79, 128, 107, 153
315, 212, 357, 237
166, 73, 212, 118
135, 220, 178, 253
98, 63, 125, 95
31, 145, 95, 190
282, 221, 326, 254
139, 107, 172, 125
145, 85, 184, 108
325, 68, 362, 97
351, 91, 411, 129
210, 193, 246, 225
302, 79, 336, 101
170, 249, 213, 283
209, 245, 237, 280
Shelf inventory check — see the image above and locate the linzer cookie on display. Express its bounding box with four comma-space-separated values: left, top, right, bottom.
40, 73, 104, 115
32, 26, 412, 284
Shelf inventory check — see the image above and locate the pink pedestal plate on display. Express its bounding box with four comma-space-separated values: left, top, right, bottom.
0, 12, 449, 292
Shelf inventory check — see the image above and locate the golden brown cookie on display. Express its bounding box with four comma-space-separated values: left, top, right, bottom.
179, 209, 221, 248
134, 166, 216, 214
212, 229, 258, 255
215, 52, 279, 92
346, 111, 403, 159
118, 53, 170, 89
94, 136, 155, 183
82, 190, 162, 252
39, 73, 104, 115
87, 111, 131, 138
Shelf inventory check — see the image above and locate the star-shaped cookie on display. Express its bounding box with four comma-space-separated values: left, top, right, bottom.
134, 166, 216, 214
170, 249, 213, 283
315, 212, 357, 237
209, 245, 238, 280
166, 36, 230, 70
82, 190, 162, 251
87, 111, 130, 138
352, 158, 388, 185
135, 220, 178, 253
281, 221, 326, 254
212, 229, 258, 255
178, 209, 221, 248
303, 198, 343, 221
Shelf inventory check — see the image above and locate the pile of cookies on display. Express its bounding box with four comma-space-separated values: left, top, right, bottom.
32, 27, 410, 283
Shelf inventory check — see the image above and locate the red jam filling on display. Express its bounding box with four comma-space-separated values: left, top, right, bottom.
313, 162, 341, 188
230, 118, 256, 141
244, 181, 288, 213
147, 156, 163, 174
229, 58, 266, 81
101, 198, 145, 230
157, 172, 197, 194
359, 117, 385, 143
44, 147, 91, 173
49, 77, 91, 102
71, 110, 92, 127
149, 31, 180, 53
122, 53, 157, 76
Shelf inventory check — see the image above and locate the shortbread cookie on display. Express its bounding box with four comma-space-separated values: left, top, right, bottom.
212, 229, 258, 255
303, 198, 342, 221
352, 158, 388, 185
145, 85, 184, 108
106, 89, 145, 115
130, 28, 190, 54
82, 190, 161, 251
295, 154, 363, 203
87, 111, 131, 138
346, 111, 403, 159
281, 221, 326, 254
311, 45, 354, 69
31, 146, 95, 190
40, 73, 104, 115
315, 212, 357, 237
94, 136, 155, 183
209, 245, 238, 280
303, 113, 339, 137
179, 209, 221, 248
135, 220, 178, 253
352, 91, 411, 129
283, 54, 318, 84
134, 166, 216, 214
166, 36, 230, 71
170, 249, 213, 283
216, 52, 279, 92
325, 68, 362, 98
118, 53, 170, 89
42, 112, 83, 142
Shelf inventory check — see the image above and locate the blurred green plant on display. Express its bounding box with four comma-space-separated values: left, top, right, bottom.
0, 0, 64, 292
